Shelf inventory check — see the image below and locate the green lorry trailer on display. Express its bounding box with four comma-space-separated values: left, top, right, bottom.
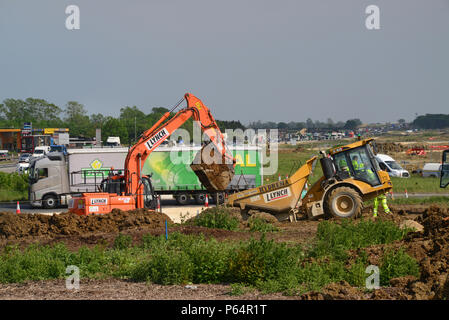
143, 145, 263, 205
29, 145, 263, 207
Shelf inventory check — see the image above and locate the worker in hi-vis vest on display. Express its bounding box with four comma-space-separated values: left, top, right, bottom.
373, 193, 390, 217
339, 159, 350, 173
352, 155, 376, 181
351, 155, 364, 171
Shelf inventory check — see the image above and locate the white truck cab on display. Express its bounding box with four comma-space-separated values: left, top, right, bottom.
375, 153, 410, 178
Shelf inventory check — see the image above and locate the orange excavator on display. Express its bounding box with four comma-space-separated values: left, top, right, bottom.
69, 93, 235, 215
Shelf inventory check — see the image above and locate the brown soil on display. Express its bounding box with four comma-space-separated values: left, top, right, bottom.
301, 205, 449, 300
376, 142, 408, 153
0, 204, 448, 300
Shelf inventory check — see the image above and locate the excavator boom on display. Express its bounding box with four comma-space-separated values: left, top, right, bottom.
69, 93, 235, 215
124, 93, 235, 208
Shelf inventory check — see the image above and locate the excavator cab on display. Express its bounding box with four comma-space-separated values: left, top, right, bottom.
99, 174, 157, 210
141, 176, 157, 209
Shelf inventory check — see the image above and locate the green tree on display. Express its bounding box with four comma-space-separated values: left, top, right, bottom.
413, 114, 449, 129
344, 119, 362, 130
102, 117, 129, 144
64, 101, 92, 137
120, 106, 146, 144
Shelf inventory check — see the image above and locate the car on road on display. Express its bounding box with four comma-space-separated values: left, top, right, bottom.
0, 150, 11, 161
32, 146, 51, 158
19, 153, 32, 163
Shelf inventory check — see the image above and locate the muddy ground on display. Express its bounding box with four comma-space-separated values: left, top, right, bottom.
0, 204, 448, 300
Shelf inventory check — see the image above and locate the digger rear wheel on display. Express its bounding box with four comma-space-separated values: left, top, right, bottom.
325, 186, 362, 219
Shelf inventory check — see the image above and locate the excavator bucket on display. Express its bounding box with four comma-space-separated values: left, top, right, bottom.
190, 143, 235, 191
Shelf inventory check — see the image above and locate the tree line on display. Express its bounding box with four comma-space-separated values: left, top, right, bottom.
0, 98, 245, 145
412, 114, 449, 129
2, 97, 445, 145
248, 118, 363, 131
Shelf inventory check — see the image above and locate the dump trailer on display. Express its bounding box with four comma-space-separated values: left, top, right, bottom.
228, 138, 393, 221
227, 156, 316, 222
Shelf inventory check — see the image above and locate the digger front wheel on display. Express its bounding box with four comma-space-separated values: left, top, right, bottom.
325, 187, 362, 219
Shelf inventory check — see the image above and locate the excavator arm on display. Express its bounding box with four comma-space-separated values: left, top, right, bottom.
124, 93, 235, 209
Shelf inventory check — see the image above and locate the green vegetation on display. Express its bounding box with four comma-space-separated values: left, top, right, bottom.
248, 217, 279, 233
380, 248, 420, 286
189, 207, 240, 231
0, 219, 419, 295
310, 219, 411, 260
0, 172, 28, 201
264, 149, 322, 184
390, 176, 448, 194
413, 114, 449, 129
389, 196, 449, 205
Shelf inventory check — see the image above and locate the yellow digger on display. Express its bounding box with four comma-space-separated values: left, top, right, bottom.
227, 138, 393, 221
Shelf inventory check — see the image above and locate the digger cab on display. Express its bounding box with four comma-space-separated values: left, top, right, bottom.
303, 139, 392, 219
99, 174, 157, 210
330, 142, 384, 187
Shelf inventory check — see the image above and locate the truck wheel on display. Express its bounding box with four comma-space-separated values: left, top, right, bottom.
325, 187, 362, 219
43, 194, 59, 209
175, 193, 190, 205
212, 192, 225, 204
194, 193, 206, 205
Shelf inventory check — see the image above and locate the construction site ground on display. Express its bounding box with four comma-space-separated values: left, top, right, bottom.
1, 202, 448, 300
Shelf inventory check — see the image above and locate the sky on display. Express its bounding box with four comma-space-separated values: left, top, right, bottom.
0, 0, 448, 125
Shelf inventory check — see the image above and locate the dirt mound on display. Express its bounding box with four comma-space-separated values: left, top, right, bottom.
248, 212, 279, 224
300, 281, 366, 300
0, 209, 172, 240
394, 205, 449, 299
376, 142, 407, 153
300, 205, 449, 300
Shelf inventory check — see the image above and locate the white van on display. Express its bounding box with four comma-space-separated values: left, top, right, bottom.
422, 163, 442, 178
32, 146, 51, 158
375, 154, 410, 178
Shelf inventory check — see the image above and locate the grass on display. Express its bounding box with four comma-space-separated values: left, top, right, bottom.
0, 172, 29, 201
0, 189, 27, 202
263, 149, 323, 184
248, 217, 279, 233
389, 196, 449, 205
0, 219, 419, 295
310, 219, 411, 260
390, 176, 448, 194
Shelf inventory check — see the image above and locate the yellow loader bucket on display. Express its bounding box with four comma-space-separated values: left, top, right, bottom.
190, 143, 235, 191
